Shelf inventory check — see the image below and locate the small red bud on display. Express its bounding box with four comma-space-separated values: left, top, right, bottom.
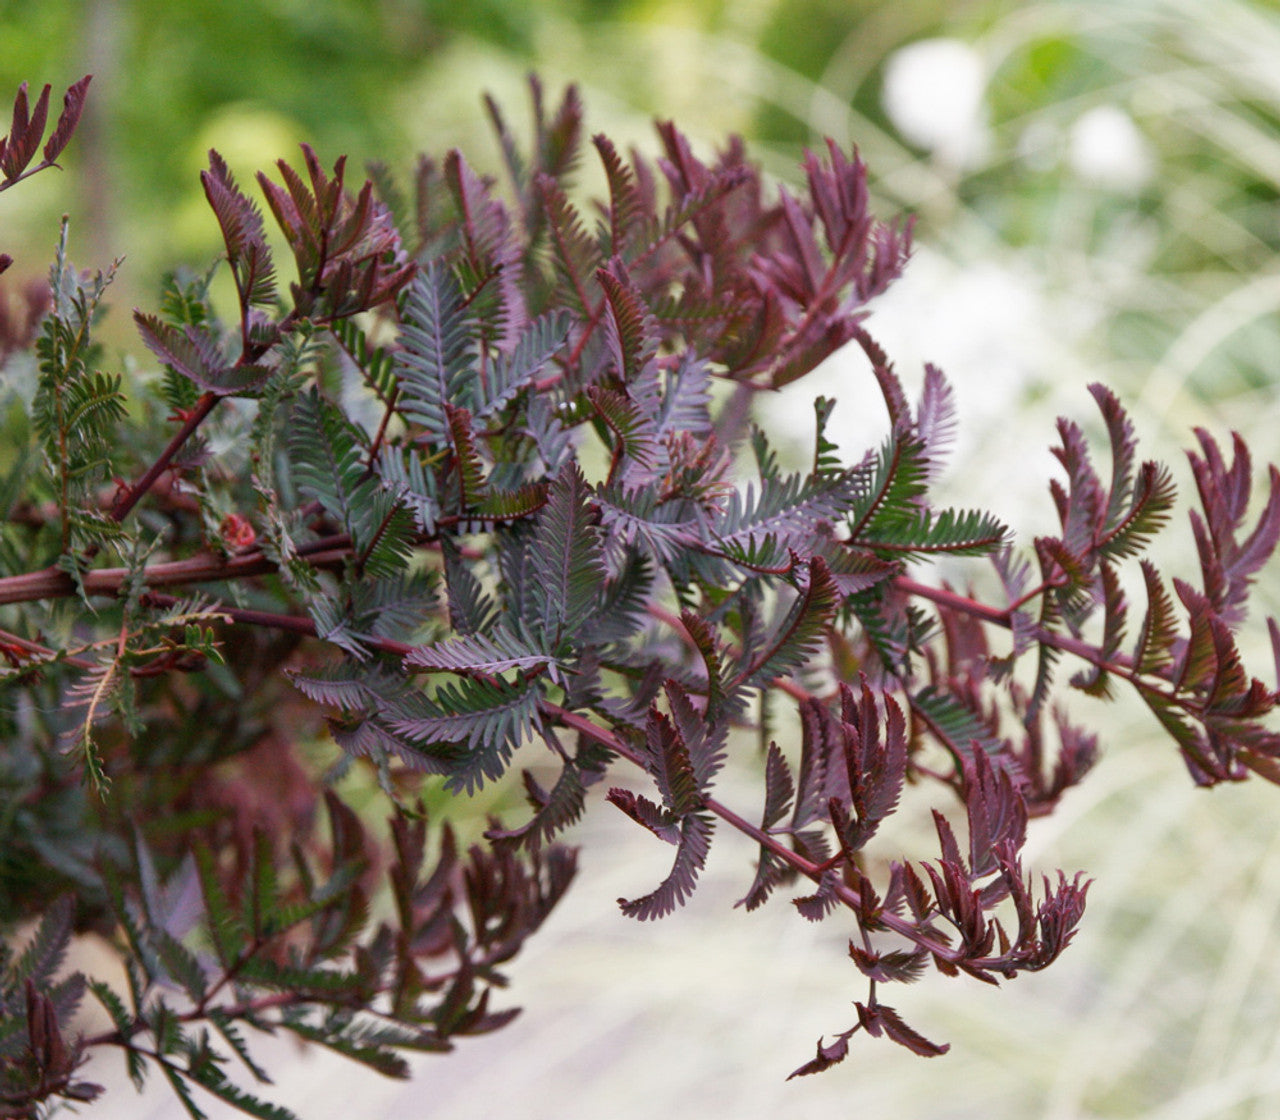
218, 512, 256, 552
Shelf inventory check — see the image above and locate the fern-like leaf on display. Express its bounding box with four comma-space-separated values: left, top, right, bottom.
1133, 559, 1180, 676
910, 684, 1008, 775
288, 389, 368, 531
597, 260, 657, 384
614, 808, 713, 921
388, 676, 543, 794
739, 556, 839, 690
394, 261, 477, 443
478, 310, 569, 419
404, 629, 555, 677
525, 462, 606, 652
535, 171, 602, 315
856, 506, 1009, 558
201, 150, 277, 309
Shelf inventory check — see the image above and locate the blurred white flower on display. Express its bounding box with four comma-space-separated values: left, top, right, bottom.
882, 38, 990, 168
1068, 105, 1155, 192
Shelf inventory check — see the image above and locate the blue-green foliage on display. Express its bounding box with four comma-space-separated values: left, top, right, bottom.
32, 221, 127, 555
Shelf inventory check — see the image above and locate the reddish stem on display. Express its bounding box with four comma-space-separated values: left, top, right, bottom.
107, 391, 219, 523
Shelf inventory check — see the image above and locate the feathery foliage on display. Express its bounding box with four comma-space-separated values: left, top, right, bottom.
1, 72, 1278, 1117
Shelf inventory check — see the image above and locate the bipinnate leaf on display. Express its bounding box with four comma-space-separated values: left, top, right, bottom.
388, 675, 543, 794
42, 75, 92, 166
855, 1002, 949, 1057
535, 170, 602, 313
1187, 429, 1280, 627
395, 261, 477, 441
202, 150, 277, 308
738, 556, 839, 690
526, 461, 606, 651
12, 75, 1280, 1107
597, 259, 657, 384
788, 1029, 856, 1079
840, 679, 908, 850
134, 312, 272, 396
404, 629, 555, 678
614, 807, 713, 921
1, 81, 50, 181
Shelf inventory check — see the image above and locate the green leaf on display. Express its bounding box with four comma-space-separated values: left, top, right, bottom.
331, 315, 397, 401
846, 433, 931, 543
184, 1061, 299, 1120
235, 956, 365, 999
207, 1010, 273, 1085
352, 486, 417, 579
289, 388, 369, 530
193, 845, 244, 968
1099, 460, 1176, 559
151, 928, 208, 1004
161, 1063, 209, 1120
587, 385, 658, 473
281, 1018, 414, 1079
247, 829, 280, 940
374, 445, 439, 534
855, 506, 1009, 558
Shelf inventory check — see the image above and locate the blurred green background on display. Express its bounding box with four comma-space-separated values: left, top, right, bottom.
6, 1, 1280, 1117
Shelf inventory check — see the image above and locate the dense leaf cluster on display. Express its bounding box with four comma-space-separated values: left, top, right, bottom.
1, 74, 1278, 1117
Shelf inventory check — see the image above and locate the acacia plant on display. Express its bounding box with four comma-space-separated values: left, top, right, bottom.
2, 73, 1279, 1118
